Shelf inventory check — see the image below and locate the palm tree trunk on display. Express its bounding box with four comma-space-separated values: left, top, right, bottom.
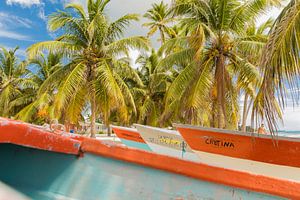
90, 92, 96, 138
106, 122, 111, 137
159, 27, 165, 45
216, 54, 225, 128
241, 93, 249, 132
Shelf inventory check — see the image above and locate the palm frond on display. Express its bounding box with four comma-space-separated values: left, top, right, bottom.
105, 36, 150, 56
27, 41, 82, 59
255, 0, 300, 132
54, 62, 88, 114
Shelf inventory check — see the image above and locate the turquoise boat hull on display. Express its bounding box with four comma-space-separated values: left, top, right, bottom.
0, 144, 284, 200
120, 138, 152, 151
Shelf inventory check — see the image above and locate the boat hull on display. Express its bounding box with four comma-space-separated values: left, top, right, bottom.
136, 124, 199, 161
175, 124, 300, 182
111, 126, 151, 151
0, 117, 299, 199
0, 143, 285, 200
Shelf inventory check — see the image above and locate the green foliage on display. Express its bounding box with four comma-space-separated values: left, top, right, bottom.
143, 1, 175, 44
253, 0, 300, 134
26, 0, 149, 136
0, 0, 299, 134
0, 47, 35, 118
159, 0, 277, 129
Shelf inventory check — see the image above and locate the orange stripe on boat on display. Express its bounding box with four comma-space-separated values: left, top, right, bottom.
112, 126, 146, 143
176, 125, 300, 169
0, 118, 81, 155
81, 138, 300, 199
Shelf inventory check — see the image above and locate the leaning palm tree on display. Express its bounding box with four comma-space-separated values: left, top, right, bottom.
253, 0, 300, 133
143, 1, 175, 44
0, 47, 36, 118
16, 53, 63, 123
27, 0, 149, 137
159, 0, 279, 129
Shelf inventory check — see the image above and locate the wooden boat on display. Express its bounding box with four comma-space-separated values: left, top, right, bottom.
0, 118, 299, 199
135, 124, 199, 161
175, 124, 300, 184
111, 125, 151, 151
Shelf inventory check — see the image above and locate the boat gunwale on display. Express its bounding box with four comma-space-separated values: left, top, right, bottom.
111, 125, 138, 133
134, 124, 179, 135
174, 123, 300, 142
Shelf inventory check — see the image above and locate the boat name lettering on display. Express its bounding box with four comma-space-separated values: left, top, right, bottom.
149, 136, 184, 148
205, 137, 234, 148
159, 136, 181, 146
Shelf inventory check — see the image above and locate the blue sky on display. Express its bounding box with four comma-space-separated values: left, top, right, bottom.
0, 0, 169, 58
0, 0, 58, 57
0, 0, 282, 57
0, 0, 298, 130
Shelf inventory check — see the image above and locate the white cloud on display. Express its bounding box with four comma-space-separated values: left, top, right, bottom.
281, 106, 300, 131
38, 6, 47, 21
62, 0, 86, 6
6, 0, 47, 21
0, 12, 33, 28
6, 0, 41, 7
0, 29, 30, 41
0, 12, 32, 41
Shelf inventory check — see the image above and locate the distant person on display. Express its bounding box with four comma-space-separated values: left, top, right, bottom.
258, 124, 267, 134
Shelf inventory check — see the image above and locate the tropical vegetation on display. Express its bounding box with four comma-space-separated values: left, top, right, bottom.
0, 0, 299, 136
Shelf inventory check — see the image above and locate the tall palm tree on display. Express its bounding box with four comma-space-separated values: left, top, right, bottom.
27, 0, 149, 137
253, 0, 300, 133
143, 1, 175, 44
16, 53, 63, 123
0, 47, 35, 118
159, 0, 279, 129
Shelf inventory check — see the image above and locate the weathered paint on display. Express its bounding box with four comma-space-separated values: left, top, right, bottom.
0, 117, 81, 155
81, 139, 300, 199
112, 125, 151, 151
0, 118, 300, 198
0, 144, 285, 200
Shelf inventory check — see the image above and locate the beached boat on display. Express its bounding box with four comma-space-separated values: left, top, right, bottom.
0, 118, 299, 199
111, 125, 151, 151
135, 124, 199, 161
175, 124, 300, 183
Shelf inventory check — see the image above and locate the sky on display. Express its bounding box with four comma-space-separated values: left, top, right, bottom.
0, 0, 299, 130
0, 0, 171, 58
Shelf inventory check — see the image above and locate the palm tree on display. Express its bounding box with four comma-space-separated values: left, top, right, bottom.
159, 0, 279, 129
143, 1, 175, 44
0, 47, 35, 118
253, 0, 300, 133
238, 19, 273, 132
133, 49, 170, 126
16, 53, 63, 124
27, 0, 149, 137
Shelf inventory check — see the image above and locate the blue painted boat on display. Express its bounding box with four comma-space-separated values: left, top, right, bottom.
0, 118, 297, 199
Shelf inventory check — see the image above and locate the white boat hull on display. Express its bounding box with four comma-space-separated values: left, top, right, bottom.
136, 124, 199, 161
193, 150, 300, 182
